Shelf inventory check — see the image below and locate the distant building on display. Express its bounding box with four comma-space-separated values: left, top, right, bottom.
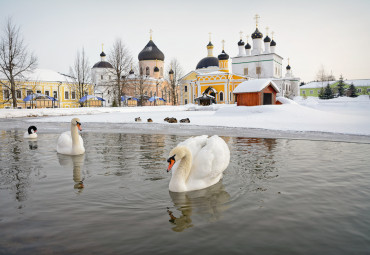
300, 79, 370, 97
0, 69, 95, 109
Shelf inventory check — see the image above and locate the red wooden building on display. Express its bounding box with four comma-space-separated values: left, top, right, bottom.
233, 79, 280, 106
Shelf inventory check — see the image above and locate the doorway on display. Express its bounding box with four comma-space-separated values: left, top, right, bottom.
263, 93, 272, 105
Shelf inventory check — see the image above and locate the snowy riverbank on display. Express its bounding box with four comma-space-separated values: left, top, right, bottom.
1, 96, 370, 137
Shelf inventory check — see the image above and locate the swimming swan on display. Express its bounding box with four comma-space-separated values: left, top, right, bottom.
167, 135, 230, 192
56, 118, 85, 155
24, 126, 37, 139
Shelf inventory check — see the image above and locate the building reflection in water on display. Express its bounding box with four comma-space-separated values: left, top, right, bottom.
57, 154, 85, 191
167, 181, 230, 232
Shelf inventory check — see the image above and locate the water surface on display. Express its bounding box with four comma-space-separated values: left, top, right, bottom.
0, 131, 369, 254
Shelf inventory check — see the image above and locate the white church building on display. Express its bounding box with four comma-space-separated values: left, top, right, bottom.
231, 15, 300, 98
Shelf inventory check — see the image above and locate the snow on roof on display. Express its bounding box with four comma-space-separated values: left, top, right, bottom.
23, 68, 74, 83
301, 79, 370, 89
233, 79, 280, 93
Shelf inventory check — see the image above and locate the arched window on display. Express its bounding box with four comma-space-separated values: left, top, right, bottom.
219, 92, 224, 101
140, 67, 143, 75
146, 67, 150, 76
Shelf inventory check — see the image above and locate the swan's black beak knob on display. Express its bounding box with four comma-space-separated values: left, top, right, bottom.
167, 155, 176, 172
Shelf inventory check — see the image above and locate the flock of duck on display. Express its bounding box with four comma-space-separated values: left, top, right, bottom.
23, 118, 230, 193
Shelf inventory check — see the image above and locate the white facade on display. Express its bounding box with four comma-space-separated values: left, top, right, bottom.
91, 53, 114, 106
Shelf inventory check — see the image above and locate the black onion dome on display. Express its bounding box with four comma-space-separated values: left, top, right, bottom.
129, 69, 134, 74
154, 66, 159, 72
264, 36, 271, 43
245, 43, 251, 49
92, 61, 113, 68
138, 40, 165, 61
100, 51, 106, 57
286, 65, 291, 70
169, 69, 174, 74
218, 50, 229, 60
251, 28, 263, 39
207, 41, 213, 47
196, 57, 219, 69
238, 40, 245, 46
270, 40, 276, 46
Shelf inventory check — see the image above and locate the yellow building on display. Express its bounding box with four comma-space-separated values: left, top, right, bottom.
0, 68, 95, 109
180, 39, 246, 105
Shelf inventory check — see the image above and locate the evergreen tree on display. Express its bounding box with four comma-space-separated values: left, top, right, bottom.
348, 83, 358, 97
323, 84, 334, 99
318, 87, 325, 99
337, 75, 345, 97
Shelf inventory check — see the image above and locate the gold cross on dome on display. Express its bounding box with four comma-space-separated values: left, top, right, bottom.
254, 14, 260, 27
209, 32, 212, 42
239, 31, 243, 40
266, 26, 269, 35
102, 43, 104, 52
149, 29, 153, 40
246, 35, 249, 43
271, 31, 275, 39
288, 58, 290, 65
222, 40, 225, 50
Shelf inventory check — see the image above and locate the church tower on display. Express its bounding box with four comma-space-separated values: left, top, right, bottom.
138, 30, 165, 78
218, 40, 229, 72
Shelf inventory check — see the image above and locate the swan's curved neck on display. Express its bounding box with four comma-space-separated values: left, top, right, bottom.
71, 124, 80, 147
170, 147, 192, 192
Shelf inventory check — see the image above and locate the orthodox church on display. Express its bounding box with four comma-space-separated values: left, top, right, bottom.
179, 15, 300, 105
92, 31, 172, 106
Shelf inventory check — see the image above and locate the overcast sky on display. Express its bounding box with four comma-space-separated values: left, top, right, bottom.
1, 0, 369, 82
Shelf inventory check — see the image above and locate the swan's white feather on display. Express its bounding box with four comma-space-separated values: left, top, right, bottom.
169, 135, 230, 192
56, 131, 84, 155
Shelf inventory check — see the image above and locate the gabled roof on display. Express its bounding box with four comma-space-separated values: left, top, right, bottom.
233, 79, 280, 93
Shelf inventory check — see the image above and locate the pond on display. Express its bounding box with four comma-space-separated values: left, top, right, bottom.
0, 130, 369, 254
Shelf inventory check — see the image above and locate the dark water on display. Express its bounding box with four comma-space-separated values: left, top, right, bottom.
0, 131, 369, 255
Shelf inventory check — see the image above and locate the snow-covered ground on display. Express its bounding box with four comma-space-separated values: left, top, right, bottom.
1, 96, 370, 138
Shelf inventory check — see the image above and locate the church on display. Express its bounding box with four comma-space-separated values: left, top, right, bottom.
92, 32, 173, 106
179, 15, 300, 105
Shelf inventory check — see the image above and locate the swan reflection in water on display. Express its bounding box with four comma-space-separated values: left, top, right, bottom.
57, 154, 85, 191
28, 140, 38, 150
167, 181, 230, 232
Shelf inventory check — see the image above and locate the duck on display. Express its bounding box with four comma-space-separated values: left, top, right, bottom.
166, 135, 230, 192
56, 118, 85, 155
24, 126, 37, 139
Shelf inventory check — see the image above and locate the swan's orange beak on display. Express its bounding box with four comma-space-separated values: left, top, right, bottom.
167, 155, 175, 172
77, 122, 82, 131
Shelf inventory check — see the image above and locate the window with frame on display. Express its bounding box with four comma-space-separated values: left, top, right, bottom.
244, 68, 248, 75
101, 75, 103, 80
45, 91, 50, 96
65, 91, 69, 99
367, 88, 370, 92
310, 90, 313, 94
53, 91, 58, 98
27, 90, 32, 96
219, 92, 224, 101
302, 90, 306, 95
256, 67, 261, 74
71, 91, 76, 99
3, 90, 10, 99
146, 67, 150, 76
185, 99, 188, 104
16, 90, 22, 99
357, 88, 362, 92
184, 86, 187, 92
37, 90, 41, 94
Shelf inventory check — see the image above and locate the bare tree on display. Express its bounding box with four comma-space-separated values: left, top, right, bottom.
134, 72, 151, 106
69, 47, 91, 107
107, 38, 132, 106
166, 58, 183, 105
0, 18, 37, 108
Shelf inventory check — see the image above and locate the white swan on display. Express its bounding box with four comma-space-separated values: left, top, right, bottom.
56, 118, 85, 155
167, 135, 230, 192
24, 126, 37, 139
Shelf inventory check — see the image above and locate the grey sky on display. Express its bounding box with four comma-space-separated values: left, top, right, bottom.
1, 0, 369, 82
